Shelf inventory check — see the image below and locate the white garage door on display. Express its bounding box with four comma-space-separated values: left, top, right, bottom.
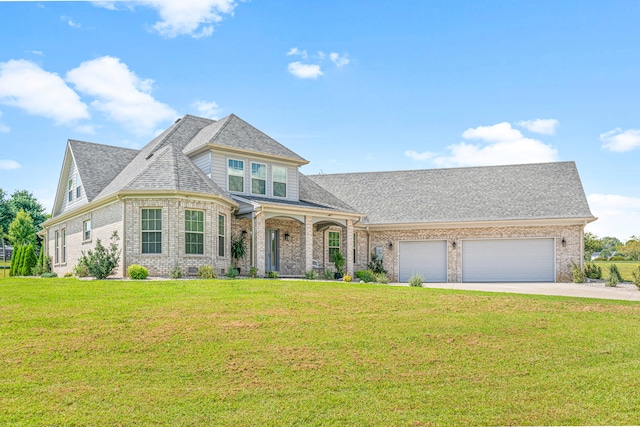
462, 238, 555, 282
398, 241, 447, 283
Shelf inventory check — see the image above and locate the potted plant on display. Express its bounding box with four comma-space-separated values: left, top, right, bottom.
332, 250, 345, 280
230, 232, 246, 275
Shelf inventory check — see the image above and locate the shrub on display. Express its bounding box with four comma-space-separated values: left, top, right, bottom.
267, 271, 279, 279
409, 273, 423, 287
16, 246, 27, 276
332, 251, 346, 275
368, 252, 386, 274
9, 245, 21, 276
605, 264, 621, 287
248, 267, 258, 278
64, 272, 74, 278
226, 265, 239, 278
610, 255, 627, 261
609, 264, 623, 282
304, 270, 319, 280
41, 272, 57, 278
20, 244, 37, 276
343, 274, 352, 282
322, 269, 334, 280
32, 253, 52, 276
584, 262, 602, 279
570, 260, 585, 283
77, 232, 121, 280
631, 266, 640, 290
127, 264, 149, 280
355, 269, 376, 283
198, 265, 216, 279
169, 266, 182, 279
375, 272, 390, 284
73, 263, 89, 278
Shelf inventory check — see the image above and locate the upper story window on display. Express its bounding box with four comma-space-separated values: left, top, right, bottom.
228, 159, 244, 192
76, 175, 82, 199
273, 166, 287, 198
141, 208, 162, 254
68, 177, 73, 202
251, 162, 266, 195
185, 210, 204, 255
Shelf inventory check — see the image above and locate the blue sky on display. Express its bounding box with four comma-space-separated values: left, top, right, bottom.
0, 0, 639, 240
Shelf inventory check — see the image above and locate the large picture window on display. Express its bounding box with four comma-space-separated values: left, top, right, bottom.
142, 208, 162, 254
228, 159, 244, 192
185, 210, 204, 255
328, 231, 340, 259
251, 162, 266, 195
218, 214, 226, 257
273, 166, 287, 198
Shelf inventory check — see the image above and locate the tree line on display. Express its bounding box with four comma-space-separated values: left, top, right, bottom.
0, 189, 47, 249
584, 232, 640, 261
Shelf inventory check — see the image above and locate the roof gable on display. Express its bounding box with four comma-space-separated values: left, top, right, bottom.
307, 162, 595, 225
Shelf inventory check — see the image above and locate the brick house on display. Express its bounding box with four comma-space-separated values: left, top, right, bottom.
41, 114, 595, 282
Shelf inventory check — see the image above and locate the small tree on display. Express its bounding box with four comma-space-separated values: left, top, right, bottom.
77, 232, 121, 279
9, 245, 21, 276
368, 252, 386, 274
332, 250, 346, 275
8, 210, 36, 246
230, 233, 247, 271
20, 244, 37, 276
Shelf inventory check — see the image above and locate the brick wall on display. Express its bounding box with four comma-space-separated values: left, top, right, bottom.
264, 218, 305, 276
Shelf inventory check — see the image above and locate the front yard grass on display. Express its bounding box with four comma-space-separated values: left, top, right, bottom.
1, 277, 639, 425
593, 261, 640, 281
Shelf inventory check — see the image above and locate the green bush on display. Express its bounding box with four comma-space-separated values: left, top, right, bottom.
41, 272, 57, 278
169, 266, 182, 279
322, 269, 334, 280
355, 269, 376, 283
248, 267, 258, 278
609, 264, 623, 282
631, 266, 640, 290
368, 252, 386, 274
304, 270, 319, 280
226, 265, 239, 278
332, 251, 346, 275
77, 232, 121, 280
64, 272, 74, 278
570, 260, 585, 283
32, 252, 51, 276
73, 263, 89, 278
20, 244, 37, 276
610, 255, 627, 261
375, 272, 390, 284
127, 264, 149, 280
409, 273, 423, 287
9, 245, 21, 276
198, 265, 216, 279
584, 262, 602, 279
605, 264, 621, 287
267, 271, 279, 279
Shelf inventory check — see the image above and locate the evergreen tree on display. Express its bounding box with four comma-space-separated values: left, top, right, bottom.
21, 245, 37, 276
10, 245, 22, 276
8, 210, 36, 246
17, 246, 27, 276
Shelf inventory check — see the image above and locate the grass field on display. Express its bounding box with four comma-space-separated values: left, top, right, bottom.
1, 277, 640, 425
593, 261, 640, 282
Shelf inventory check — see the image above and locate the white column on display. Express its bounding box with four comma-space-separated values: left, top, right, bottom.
346, 219, 354, 276
254, 213, 266, 276
305, 215, 313, 272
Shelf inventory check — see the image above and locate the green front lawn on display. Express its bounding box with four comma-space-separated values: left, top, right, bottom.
1, 277, 639, 425
593, 261, 640, 282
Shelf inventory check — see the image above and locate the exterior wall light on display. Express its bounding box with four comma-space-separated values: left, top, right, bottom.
452, 241, 456, 249
562, 238, 566, 247
388, 242, 393, 249
284, 233, 290, 241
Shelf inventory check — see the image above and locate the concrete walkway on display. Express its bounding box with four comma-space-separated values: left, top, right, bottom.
396, 281, 640, 301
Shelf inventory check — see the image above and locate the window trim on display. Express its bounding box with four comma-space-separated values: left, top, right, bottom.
251, 161, 267, 195
185, 209, 205, 255
328, 230, 341, 260
227, 158, 245, 193
68, 177, 73, 203
272, 165, 287, 198
76, 175, 82, 199
218, 214, 226, 258
353, 232, 357, 264
141, 207, 163, 255
54, 230, 59, 264
61, 228, 66, 264
83, 219, 91, 242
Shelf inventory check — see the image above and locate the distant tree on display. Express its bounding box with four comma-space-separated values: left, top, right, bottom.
8, 190, 46, 229
619, 240, 640, 261
0, 189, 11, 236
584, 232, 603, 261
601, 236, 622, 249
8, 210, 37, 246
599, 248, 612, 260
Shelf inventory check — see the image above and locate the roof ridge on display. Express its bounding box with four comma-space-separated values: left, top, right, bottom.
69, 139, 140, 153
207, 114, 233, 145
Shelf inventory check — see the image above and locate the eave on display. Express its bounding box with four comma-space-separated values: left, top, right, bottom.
357, 216, 597, 231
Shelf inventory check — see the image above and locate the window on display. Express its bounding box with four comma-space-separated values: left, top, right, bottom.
55, 230, 59, 264
62, 229, 66, 264
228, 159, 244, 192
218, 214, 226, 257
328, 231, 340, 259
185, 210, 204, 255
251, 162, 266, 195
83, 220, 91, 241
76, 175, 82, 199
273, 166, 287, 198
141, 208, 162, 254
68, 178, 73, 202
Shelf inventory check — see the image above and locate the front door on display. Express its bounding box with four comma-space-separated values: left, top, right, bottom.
265, 229, 279, 272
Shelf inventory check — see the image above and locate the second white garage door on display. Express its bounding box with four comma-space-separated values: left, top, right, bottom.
398, 241, 447, 283
462, 238, 555, 282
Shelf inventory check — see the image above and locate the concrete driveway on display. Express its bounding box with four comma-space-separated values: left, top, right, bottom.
409, 281, 640, 301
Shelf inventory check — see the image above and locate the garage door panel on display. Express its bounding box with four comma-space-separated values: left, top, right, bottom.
399, 241, 447, 283
462, 238, 554, 282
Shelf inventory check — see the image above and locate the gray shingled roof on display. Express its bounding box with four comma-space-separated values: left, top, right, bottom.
233, 192, 357, 214
298, 173, 358, 212
122, 145, 231, 199
183, 114, 308, 163
68, 140, 139, 202
307, 162, 595, 225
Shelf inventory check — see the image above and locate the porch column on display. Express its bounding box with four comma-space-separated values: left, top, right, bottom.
304, 215, 313, 272
254, 213, 266, 276
346, 219, 354, 276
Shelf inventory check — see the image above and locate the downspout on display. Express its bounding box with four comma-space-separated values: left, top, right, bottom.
119, 195, 126, 278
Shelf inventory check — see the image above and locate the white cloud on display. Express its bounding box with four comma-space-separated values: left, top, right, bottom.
0, 160, 21, 170
404, 150, 436, 161
62, 16, 82, 28
516, 118, 559, 135
66, 56, 177, 135
586, 194, 640, 241
29, 50, 44, 56
600, 128, 640, 152
287, 62, 323, 79
408, 121, 559, 167
286, 47, 308, 59
0, 59, 90, 125
330, 52, 350, 67
192, 100, 221, 119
